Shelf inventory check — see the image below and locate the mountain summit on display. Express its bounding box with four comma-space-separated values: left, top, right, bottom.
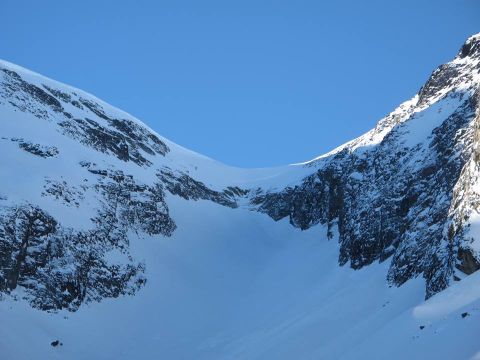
1, 33, 480, 359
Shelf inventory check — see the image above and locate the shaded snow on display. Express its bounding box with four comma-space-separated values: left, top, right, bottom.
1, 199, 479, 359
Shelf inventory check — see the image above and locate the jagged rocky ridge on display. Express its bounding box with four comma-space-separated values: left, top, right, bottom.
0, 34, 479, 312
253, 34, 480, 298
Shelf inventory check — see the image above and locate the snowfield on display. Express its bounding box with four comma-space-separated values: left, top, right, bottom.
1, 198, 479, 359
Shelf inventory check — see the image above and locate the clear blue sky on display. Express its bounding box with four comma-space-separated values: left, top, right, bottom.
2, 0, 478, 167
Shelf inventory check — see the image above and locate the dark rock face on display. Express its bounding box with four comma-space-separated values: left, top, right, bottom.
418, 64, 461, 107
158, 168, 248, 208
456, 247, 480, 275
1, 69, 64, 116
0, 161, 180, 311
0, 201, 147, 311
89, 165, 177, 238
0, 68, 169, 167
42, 179, 86, 207
59, 118, 153, 166
255, 92, 477, 298
251, 39, 480, 298
1, 137, 59, 158
458, 35, 480, 60
17, 140, 59, 158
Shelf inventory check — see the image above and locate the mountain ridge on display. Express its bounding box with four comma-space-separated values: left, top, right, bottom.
0, 32, 480, 360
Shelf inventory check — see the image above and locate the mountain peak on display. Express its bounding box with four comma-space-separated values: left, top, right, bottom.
457, 32, 480, 59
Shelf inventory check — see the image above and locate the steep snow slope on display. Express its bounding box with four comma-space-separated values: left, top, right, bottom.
1, 199, 480, 360
0, 34, 480, 359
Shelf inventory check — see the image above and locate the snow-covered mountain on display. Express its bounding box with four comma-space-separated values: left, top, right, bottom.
1, 34, 480, 359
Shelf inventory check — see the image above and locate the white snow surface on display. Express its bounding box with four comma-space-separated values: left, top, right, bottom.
1, 199, 480, 360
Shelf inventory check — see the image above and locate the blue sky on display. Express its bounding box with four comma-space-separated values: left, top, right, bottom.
2, 0, 478, 167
